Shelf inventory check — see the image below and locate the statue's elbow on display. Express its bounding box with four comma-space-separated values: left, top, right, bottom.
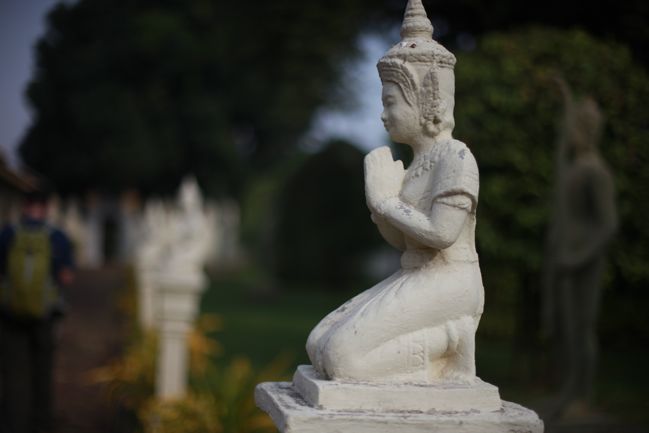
421, 230, 456, 250
436, 235, 456, 250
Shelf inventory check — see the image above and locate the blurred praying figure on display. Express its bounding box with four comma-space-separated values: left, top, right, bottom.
542, 77, 617, 418
0, 189, 75, 433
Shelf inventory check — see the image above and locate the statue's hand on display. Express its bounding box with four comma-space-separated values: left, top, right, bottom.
364, 146, 405, 212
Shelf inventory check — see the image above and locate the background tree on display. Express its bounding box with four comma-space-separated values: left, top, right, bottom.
273, 140, 383, 289
19, 0, 648, 197
422, 0, 649, 68
19, 0, 387, 197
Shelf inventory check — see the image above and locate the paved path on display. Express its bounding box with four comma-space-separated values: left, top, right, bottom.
52, 267, 129, 433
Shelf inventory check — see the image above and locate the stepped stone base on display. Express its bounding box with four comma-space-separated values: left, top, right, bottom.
255, 366, 544, 433
293, 365, 502, 412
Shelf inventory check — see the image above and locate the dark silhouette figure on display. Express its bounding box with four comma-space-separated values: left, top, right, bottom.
0, 190, 74, 433
541, 78, 617, 418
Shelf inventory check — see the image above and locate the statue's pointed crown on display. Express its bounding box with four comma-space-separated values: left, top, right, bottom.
378, 0, 455, 76
377, 0, 456, 122
400, 0, 434, 40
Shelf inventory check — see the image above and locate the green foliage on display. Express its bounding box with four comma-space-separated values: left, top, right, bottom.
454, 28, 649, 338
91, 312, 288, 433
238, 152, 307, 275
273, 140, 383, 288
140, 355, 289, 433
88, 330, 157, 410
140, 395, 222, 433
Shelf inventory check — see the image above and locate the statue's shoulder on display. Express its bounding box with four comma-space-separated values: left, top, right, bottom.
432, 139, 476, 164
432, 139, 479, 180
430, 139, 479, 202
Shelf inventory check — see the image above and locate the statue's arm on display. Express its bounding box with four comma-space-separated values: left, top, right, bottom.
375, 194, 471, 250
363, 144, 474, 250
370, 212, 406, 251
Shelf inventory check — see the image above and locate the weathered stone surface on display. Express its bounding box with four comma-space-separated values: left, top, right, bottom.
293, 365, 501, 412
256, 381, 544, 433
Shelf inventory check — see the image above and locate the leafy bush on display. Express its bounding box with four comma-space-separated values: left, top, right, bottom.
273, 140, 383, 288
454, 29, 649, 340
140, 394, 221, 433
90, 314, 287, 433
88, 330, 158, 410
139, 355, 287, 433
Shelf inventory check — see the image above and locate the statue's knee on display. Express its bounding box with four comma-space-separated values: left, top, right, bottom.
306, 329, 319, 363
322, 332, 364, 380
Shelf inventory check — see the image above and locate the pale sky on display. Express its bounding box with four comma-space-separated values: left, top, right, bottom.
305, 33, 393, 152
0, 0, 390, 169
0, 0, 65, 167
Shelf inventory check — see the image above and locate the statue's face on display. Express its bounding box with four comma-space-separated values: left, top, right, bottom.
381, 82, 420, 144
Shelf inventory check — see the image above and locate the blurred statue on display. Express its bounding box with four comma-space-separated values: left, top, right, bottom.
161, 177, 213, 277
137, 200, 170, 269
135, 200, 170, 328
542, 78, 617, 416
306, 0, 483, 383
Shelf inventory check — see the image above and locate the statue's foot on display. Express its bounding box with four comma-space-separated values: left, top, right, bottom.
440, 316, 478, 382
440, 369, 476, 384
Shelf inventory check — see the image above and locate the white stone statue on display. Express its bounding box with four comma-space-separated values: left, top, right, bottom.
256, 3, 544, 431
306, 0, 482, 384
160, 176, 213, 278
153, 177, 212, 399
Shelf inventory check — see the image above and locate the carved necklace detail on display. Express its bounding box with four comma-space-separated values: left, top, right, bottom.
405, 151, 436, 181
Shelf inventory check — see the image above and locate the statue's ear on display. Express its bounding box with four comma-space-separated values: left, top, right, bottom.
423, 117, 441, 137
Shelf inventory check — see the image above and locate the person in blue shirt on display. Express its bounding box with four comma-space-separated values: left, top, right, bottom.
0, 189, 74, 433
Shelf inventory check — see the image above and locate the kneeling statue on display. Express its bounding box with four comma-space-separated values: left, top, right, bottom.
307, 0, 483, 384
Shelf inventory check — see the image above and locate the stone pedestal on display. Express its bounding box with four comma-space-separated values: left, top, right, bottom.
155, 272, 205, 399
256, 366, 543, 433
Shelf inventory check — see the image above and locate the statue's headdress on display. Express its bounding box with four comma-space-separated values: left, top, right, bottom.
377, 0, 455, 123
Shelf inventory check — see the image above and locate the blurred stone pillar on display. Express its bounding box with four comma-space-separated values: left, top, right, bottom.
155, 272, 205, 399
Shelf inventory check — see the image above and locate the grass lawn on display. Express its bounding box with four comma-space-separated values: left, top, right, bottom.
200, 273, 352, 368
200, 272, 649, 426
